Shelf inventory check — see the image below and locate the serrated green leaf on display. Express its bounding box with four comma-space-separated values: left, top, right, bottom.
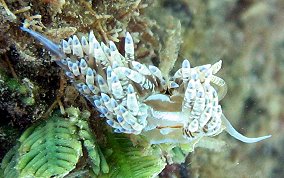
101, 134, 166, 178
77, 119, 109, 175
2, 107, 109, 177
1, 144, 20, 178
2, 113, 83, 178
18, 118, 82, 177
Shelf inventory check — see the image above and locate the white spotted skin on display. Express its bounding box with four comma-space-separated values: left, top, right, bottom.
21, 27, 271, 144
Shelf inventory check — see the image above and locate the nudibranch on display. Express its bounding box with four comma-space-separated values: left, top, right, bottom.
20, 27, 271, 144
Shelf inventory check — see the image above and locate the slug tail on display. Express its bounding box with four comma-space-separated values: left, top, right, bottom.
221, 114, 271, 143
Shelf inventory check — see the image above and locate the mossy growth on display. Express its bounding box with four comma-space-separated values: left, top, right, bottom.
0, 69, 36, 107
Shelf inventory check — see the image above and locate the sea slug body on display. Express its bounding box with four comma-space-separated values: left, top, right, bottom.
21, 26, 271, 144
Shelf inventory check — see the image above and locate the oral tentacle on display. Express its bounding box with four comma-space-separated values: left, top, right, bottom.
20, 26, 65, 59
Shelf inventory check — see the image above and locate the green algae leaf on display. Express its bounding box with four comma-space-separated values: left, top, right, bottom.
1, 143, 20, 178
18, 116, 82, 177
66, 107, 109, 175
101, 134, 166, 178
76, 119, 109, 175
1, 107, 109, 177
2, 113, 82, 178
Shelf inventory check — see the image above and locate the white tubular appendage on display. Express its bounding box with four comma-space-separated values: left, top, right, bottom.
221, 114, 271, 143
